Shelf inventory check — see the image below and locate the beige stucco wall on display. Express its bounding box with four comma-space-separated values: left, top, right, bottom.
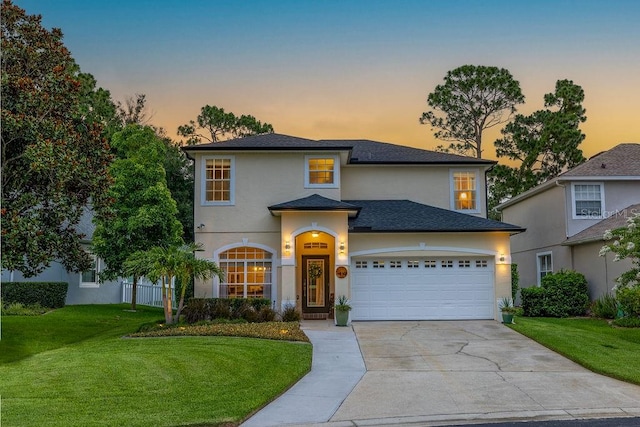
572, 242, 633, 299
502, 185, 569, 289
341, 165, 489, 216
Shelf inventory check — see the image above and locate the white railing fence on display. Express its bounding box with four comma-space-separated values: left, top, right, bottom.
121, 280, 177, 309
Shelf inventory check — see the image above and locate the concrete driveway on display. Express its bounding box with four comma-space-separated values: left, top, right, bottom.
330, 321, 640, 425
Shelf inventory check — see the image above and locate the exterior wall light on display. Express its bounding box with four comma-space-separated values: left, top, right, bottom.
285, 241, 291, 253
339, 242, 345, 254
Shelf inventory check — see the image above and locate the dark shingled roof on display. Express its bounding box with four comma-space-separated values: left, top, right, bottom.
563, 203, 640, 246
344, 200, 525, 233
268, 194, 360, 214
561, 143, 640, 177
184, 133, 494, 165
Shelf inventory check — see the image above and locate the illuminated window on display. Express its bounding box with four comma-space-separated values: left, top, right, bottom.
305, 155, 339, 188
203, 156, 234, 205
451, 171, 477, 211
219, 247, 272, 299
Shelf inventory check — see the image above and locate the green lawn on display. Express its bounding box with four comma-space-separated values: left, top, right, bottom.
0, 304, 312, 427
509, 317, 640, 385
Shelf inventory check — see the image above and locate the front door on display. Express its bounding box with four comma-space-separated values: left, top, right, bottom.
302, 255, 330, 313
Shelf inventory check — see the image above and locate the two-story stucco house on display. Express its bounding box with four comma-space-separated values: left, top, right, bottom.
497, 143, 640, 298
184, 133, 523, 321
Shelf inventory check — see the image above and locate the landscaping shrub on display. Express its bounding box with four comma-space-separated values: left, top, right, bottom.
1, 282, 68, 308
521, 270, 590, 317
616, 286, 640, 318
591, 293, 618, 319
0, 302, 48, 316
280, 303, 301, 322
541, 270, 590, 317
182, 298, 273, 323
612, 316, 640, 328
511, 264, 520, 301
257, 305, 277, 322
521, 286, 546, 317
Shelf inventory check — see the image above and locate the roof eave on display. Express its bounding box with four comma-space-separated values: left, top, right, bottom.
348, 227, 526, 233
269, 207, 361, 217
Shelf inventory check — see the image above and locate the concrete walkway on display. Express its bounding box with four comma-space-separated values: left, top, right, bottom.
243, 320, 640, 427
241, 319, 365, 427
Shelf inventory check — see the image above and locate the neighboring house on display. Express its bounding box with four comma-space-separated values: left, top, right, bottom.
183, 133, 523, 321
1, 209, 122, 305
497, 143, 640, 298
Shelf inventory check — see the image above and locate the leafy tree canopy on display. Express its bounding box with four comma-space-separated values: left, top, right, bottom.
1, 0, 115, 276
420, 65, 525, 158
177, 105, 274, 145
489, 80, 587, 214
92, 124, 183, 295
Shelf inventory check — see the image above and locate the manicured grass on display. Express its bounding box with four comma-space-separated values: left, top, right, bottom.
509, 317, 640, 385
0, 304, 312, 427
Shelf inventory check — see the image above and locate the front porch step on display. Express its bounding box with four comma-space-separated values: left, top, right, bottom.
302, 312, 329, 320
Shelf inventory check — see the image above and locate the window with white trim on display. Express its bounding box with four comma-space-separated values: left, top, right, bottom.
425, 260, 437, 268
407, 260, 420, 268
202, 156, 234, 205
451, 170, 478, 212
475, 260, 488, 268
305, 155, 339, 188
458, 260, 471, 268
389, 261, 402, 268
80, 254, 100, 288
572, 183, 603, 218
537, 252, 553, 285
441, 260, 454, 268
219, 247, 272, 299
372, 261, 385, 269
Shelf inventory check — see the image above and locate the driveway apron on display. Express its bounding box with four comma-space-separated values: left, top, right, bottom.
330, 321, 640, 425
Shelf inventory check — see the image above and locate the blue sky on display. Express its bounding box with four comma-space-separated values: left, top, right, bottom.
15, 0, 640, 158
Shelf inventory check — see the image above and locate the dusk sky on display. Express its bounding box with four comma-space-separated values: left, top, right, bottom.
16, 0, 640, 160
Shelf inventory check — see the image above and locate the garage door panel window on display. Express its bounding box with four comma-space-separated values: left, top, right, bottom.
355, 261, 368, 268
373, 261, 385, 268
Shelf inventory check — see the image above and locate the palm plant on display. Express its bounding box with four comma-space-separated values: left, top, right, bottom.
124, 243, 223, 324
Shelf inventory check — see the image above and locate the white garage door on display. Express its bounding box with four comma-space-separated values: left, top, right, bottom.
350, 257, 495, 320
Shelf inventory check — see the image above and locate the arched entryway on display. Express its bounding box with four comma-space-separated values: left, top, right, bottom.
296, 231, 335, 319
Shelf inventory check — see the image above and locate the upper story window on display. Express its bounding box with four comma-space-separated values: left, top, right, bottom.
202, 156, 235, 205
451, 170, 478, 212
305, 155, 339, 188
572, 183, 603, 219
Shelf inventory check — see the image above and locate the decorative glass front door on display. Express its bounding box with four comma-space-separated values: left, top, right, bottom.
302, 255, 330, 313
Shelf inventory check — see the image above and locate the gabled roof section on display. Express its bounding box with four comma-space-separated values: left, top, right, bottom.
321, 139, 495, 165
563, 203, 640, 246
183, 133, 495, 165
562, 143, 640, 177
497, 143, 640, 210
344, 200, 524, 233
268, 194, 360, 216
183, 133, 353, 151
